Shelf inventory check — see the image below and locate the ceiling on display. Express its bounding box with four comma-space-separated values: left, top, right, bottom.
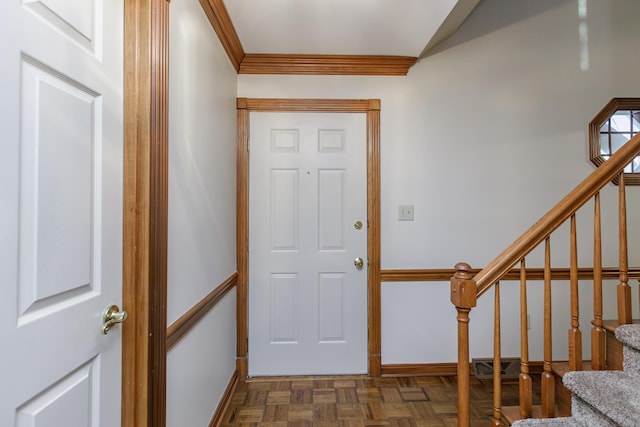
222, 0, 482, 58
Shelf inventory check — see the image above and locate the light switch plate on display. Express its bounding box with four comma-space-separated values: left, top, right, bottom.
398, 204, 414, 221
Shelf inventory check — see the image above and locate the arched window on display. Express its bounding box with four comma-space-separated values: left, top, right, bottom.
589, 98, 640, 184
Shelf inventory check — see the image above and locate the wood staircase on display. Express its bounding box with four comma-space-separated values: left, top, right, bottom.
450, 131, 640, 427
510, 323, 640, 426
502, 319, 640, 425
544, 319, 640, 422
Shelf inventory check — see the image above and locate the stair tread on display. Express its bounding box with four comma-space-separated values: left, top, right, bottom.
615, 324, 640, 351
511, 417, 582, 426
502, 406, 556, 424
551, 362, 595, 377
601, 318, 640, 333
563, 370, 640, 427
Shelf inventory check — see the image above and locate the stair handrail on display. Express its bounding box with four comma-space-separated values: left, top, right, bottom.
474, 131, 640, 297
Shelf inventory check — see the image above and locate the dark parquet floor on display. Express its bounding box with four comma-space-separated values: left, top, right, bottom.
220, 375, 540, 427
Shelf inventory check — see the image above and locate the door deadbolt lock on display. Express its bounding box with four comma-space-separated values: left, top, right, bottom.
354, 220, 363, 230
102, 305, 128, 335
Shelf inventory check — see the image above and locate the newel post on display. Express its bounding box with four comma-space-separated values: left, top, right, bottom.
451, 262, 477, 427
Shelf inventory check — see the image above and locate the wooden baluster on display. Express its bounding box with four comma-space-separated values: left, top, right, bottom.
519, 259, 532, 419
592, 192, 606, 370
541, 238, 555, 417
451, 263, 477, 427
618, 173, 632, 325
492, 281, 502, 427
568, 214, 583, 371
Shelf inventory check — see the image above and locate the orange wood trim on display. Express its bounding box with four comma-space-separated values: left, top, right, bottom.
166, 273, 238, 351
519, 261, 530, 376
367, 102, 382, 377
450, 264, 476, 427
198, 0, 244, 72
122, 0, 169, 425
618, 173, 633, 324
239, 54, 417, 76
236, 98, 381, 378
456, 305, 471, 426
208, 370, 239, 427
194, 4, 418, 77
568, 215, 582, 372
380, 267, 640, 282
589, 98, 640, 185
492, 282, 502, 426
381, 363, 459, 377
236, 102, 250, 380
474, 131, 640, 295
602, 318, 640, 331
240, 98, 375, 112
541, 238, 555, 417
524, 361, 545, 375
592, 193, 606, 370
518, 260, 533, 418
380, 361, 546, 378
148, 2, 170, 425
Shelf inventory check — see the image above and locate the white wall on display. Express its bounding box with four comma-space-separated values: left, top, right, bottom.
167, 0, 237, 423
167, 292, 236, 427
238, 0, 640, 364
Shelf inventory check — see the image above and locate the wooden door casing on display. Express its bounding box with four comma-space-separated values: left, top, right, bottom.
122, 0, 170, 425
236, 98, 382, 378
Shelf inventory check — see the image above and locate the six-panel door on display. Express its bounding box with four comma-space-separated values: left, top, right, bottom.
249, 112, 368, 376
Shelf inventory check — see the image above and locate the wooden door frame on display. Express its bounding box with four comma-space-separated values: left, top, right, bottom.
122, 0, 170, 425
236, 98, 382, 378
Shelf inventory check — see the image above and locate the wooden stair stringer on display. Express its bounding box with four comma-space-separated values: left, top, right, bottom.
550, 362, 595, 418
602, 318, 640, 370
544, 320, 638, 419
494, 321, 638, 425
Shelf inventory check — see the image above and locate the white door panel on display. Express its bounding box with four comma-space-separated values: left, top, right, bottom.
1, 0, 123, 424
249, 112, 367, 376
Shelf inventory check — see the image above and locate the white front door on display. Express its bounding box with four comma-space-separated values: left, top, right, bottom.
0, 0, 124, 425
249, 112, 368, 376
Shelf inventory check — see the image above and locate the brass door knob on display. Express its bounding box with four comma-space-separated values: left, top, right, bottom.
354, 257, 364, 269
102, 305, 128, 334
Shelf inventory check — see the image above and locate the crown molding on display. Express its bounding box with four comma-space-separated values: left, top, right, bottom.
199, 0, 245, 72
239, 54, 417, 76
199, 0, 417, 76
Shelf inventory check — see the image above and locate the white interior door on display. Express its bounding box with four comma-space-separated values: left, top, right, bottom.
0, 0, 124, 425
249, 112, 368, 376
